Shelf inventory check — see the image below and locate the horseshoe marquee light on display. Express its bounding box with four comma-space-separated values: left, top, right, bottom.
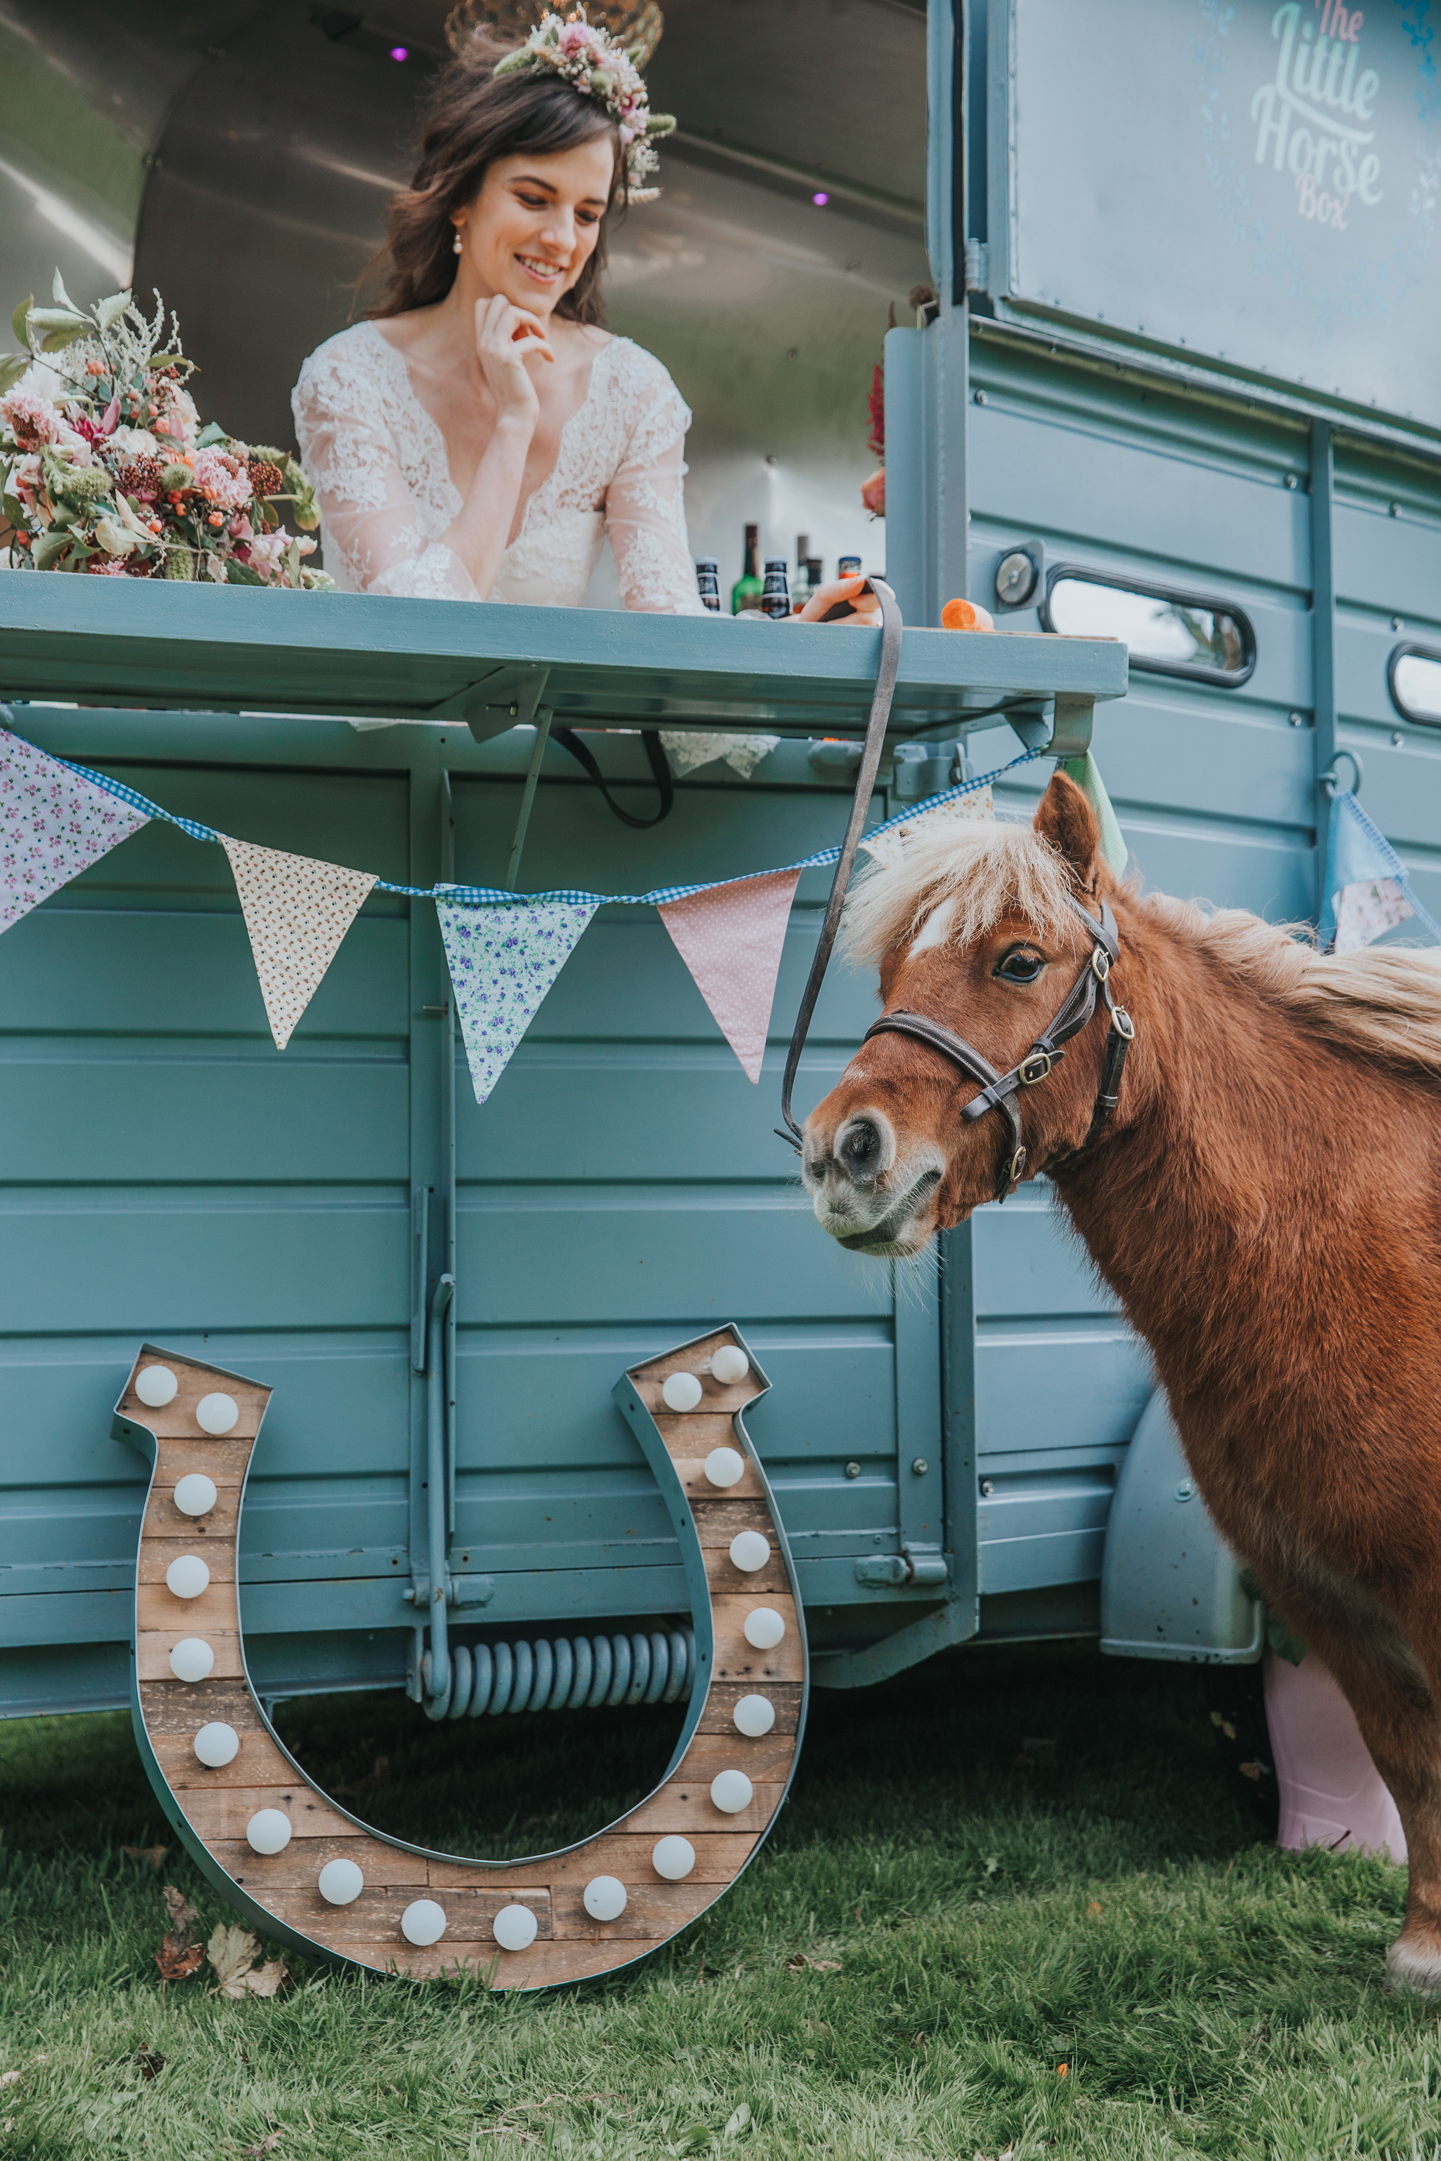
116, 1327, 807, 1985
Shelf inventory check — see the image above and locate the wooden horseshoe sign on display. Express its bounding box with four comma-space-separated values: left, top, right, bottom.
117, 1326, 807, 1985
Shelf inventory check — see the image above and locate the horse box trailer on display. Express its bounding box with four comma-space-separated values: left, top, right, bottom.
4, 0, 1440, 1731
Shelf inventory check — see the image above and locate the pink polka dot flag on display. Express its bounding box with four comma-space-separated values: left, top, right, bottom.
659, 868, 802, 1083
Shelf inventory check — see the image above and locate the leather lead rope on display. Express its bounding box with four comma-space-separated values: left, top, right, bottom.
778, 579, 904, 1150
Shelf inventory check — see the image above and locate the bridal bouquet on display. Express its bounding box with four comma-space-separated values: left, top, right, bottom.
0, 276, 330, 588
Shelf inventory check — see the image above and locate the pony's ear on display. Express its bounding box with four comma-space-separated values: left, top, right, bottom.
1033, 771, 1100, 893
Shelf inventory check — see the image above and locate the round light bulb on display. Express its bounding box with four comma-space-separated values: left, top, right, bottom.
710, 1769, 754, 1815
135, 1364, 178, 1408
729, 1530, 771, 1573
173, 1473, 217, 1518
166, 1554, 210, 1600
492, 1903, 538, 1952
169, 1636, 215, 1683
661, 1371, 703, 1413
193, 1721, 239, 1767
733, 1693, 776, 1738
582, 1875, 628, 1922
711, 1346, 750, 1385
245, 1808, 292, 1855
743, 1607, 786, 1651
400, 1899, 447, 1947
195, 1392, 239, 1436
318, 1858, 364, 1906
704, 1446, 744, 1489
652, 1835, 696, 1881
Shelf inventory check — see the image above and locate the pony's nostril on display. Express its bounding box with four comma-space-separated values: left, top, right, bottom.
839, 1118, 883, 1180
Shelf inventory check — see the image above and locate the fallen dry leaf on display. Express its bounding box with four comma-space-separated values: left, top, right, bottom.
784, 1952, 841, 1973
154, 1884, 204, 2001
124, 1844, 169, 1871
0, 2073, 19, 2088
1086, 1900, 1104, 1920
208, 1923, 289, 2000
136, 2047, 166, 2082
161, 1885, 199, 1942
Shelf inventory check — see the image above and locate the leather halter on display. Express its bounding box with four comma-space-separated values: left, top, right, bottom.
861, 892, 1136, 1205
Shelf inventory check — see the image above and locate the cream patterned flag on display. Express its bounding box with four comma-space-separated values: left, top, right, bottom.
1, 727, 150, 932
659, 868, 801, 1083
437, 897, 599, 1105
1335, 876, 1414, 955
220, 836, 376, 1050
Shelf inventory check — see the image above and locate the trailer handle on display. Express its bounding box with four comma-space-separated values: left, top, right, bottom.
419, 1272, 456, 1719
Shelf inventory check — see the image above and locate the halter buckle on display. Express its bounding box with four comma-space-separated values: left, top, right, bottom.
1091, 947, 1111, 982
1018, 1050, 1055, 1086
1112, 1006, 1136, 1041
1008, 1146, 1028, 1185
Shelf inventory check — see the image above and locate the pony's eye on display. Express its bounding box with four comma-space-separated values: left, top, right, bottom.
995, 949, 1044, 984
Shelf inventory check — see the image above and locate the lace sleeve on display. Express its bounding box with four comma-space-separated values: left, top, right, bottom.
291, 341, 478, 602
604, 351, 704, 616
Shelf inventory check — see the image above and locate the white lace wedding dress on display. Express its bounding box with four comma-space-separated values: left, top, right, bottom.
291, 319, 703, 613
291, 321, 776, 775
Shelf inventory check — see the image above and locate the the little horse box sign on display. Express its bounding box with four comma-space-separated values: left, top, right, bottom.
116, 1330, 806, 1986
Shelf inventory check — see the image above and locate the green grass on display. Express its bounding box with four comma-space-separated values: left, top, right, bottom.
2, 1644, 1438, 2160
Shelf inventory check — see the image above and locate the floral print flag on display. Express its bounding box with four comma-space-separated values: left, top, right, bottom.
220, 836, 376, 1050
437, 897, 599, 1105
1, 727, 150, 933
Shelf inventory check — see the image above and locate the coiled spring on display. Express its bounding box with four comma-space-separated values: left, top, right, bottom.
440, 1629, 696, 1722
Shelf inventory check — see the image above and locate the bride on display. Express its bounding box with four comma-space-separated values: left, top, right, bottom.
291, 10, 700, 614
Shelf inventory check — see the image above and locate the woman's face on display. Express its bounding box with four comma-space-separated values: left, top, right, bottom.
454, 137, 617, 319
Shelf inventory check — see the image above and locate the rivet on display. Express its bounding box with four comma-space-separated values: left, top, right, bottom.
1175, 1480, 1194, 1503
911, 1457, 929, 1476
843, 1460, 861, 1479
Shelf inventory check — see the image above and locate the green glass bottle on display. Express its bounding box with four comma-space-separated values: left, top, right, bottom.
730, 522, 763, 614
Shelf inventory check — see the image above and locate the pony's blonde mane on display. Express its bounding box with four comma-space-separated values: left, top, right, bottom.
1158, 897, 1441, 1083
842, 817, 1083, 965
843, 815, 1441, 1083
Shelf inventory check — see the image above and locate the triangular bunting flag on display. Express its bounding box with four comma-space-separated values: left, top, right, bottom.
659, 869, 801, 1083
1321, 789, 1441, 955
1, 727, 150, 932
220, 836, 376, 1050
437, 897, 599, 1104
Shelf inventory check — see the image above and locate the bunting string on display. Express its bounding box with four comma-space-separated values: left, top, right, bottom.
0, 707, 1047, 1098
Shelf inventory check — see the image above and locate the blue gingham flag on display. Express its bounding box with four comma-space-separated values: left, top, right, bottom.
437, 898, 599, 1104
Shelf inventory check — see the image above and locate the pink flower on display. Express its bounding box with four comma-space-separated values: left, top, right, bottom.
245, 531, 288, 575
191, 446, 252, 511
558, 20, 590, 52
85, 558, 128, 575
1, 388, 67, 449
9, 453, 41, 510
618, 124, 635, 145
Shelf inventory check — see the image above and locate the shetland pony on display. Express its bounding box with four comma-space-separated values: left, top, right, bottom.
802, 770, 1441, 1992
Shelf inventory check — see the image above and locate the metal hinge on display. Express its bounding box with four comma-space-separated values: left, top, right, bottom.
854, 1546, 950, 1588
964, 238, 989, 293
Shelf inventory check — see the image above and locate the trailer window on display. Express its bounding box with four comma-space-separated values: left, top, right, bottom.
1043, 570, 1254, 686
1389, 646, 1441, 727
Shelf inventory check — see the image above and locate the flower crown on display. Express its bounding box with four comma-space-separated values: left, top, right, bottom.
492, 10, 675, 198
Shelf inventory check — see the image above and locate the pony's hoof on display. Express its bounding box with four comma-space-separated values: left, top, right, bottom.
1385, 1939, 1441, 1996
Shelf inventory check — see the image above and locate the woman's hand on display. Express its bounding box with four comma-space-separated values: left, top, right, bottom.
474, 295, 554, 429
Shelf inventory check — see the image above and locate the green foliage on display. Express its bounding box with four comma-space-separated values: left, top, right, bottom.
0, 1649, 1431, 2161
0, 353, 27, 395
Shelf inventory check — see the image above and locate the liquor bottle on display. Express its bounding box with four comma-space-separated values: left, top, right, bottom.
731, 523, 764, 613
837, 553, 862, 580
695, 558, 721, 611
792, 534, 812, 605
761, 556, 791, 619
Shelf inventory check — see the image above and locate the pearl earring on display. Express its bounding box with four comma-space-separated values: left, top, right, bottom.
452, 232, 463, 255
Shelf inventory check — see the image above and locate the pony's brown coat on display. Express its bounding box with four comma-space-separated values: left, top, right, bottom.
804, 773, 1441, 1991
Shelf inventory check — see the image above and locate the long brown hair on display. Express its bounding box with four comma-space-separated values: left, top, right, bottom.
366, 29, 624, 327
